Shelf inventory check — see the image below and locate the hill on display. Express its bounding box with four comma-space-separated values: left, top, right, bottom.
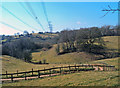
2, 36, 119, 86
2, 36, 119, 74
1, 55, 70, 74
32, 36, 119, 64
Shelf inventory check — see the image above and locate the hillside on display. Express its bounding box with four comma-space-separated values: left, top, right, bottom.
1, 55, 70, 74
32, 45, 102, 64
31, 33, 58, 38
103, 36, 118, 50
3, 57, 119, 86
32, 36, 119, 64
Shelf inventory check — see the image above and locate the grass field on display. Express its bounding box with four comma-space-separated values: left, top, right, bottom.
87, 57, 119, 70
2, 36, 119, 86
1, 55, 73, 74
103, 36, 118, 50
2, 56, 119, 86
32, 45, 101, 64
2, 71, 119, 86
31, 33, 58, 38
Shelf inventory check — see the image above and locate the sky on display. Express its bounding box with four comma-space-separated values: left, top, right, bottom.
0, 1, 118, 35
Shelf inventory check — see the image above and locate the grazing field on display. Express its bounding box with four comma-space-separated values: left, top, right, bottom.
2, 56, 119, 86
31, 33, 58, 38
32, 45, 100, 64
32, 36, 119, 64
2, 36, 119, 86
103, 36, 118, 50
86, 57, 119, 70
1, 55, 71, 74
2, 71, 119, 86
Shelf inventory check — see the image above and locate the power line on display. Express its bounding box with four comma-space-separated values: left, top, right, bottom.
2, 6, 39, 31
0, 21, 23, 32
41, 0, 53, 33
25, 2, 45, 31
18, 1, 34, 19
18, 1, 45, 32
41, 0, 49, 23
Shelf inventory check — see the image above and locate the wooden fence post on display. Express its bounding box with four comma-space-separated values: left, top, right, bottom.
60, 67, 61, 75
69, 65, 70, 73
38, 70, 40, 78
32, 68, 33, 76
62, 66, 64, 74
44, 68, 45, 74
75, 64, 76, 72
11, 74, 13, 82
6, 71, 8, 78
17, 70, 18, 76
49, 69, 51, 76
104, 66, 106, 71
98, 66, 100, 71
91, 65, 93, 68
25, 73, 27, 80
77, 66, 79, 72
106, 67, 108, 71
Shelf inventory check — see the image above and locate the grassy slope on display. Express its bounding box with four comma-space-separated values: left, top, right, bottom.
103, 36, 118, 50
3, 71, 119, 86
1, 55, 71, 74
32, 45, 100, 64
32, 33, 58, 38
3, 57, 119, 86
86, 57, 119, 69
32, 36, 119, 64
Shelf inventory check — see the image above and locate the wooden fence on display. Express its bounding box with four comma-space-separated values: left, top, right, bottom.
1, 64, 116, 82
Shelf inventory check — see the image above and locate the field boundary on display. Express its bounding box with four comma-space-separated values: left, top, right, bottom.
1, 64, 116, 82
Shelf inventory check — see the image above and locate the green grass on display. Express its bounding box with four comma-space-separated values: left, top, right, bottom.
31, 33, 58, 38
2, 55, 119, 86
2, 71, 119, 86
2, 36, 119, 74
1, 55, 72, 74
103, 36, 119, 50
86, 57, 119, 70
32, 44, 103, 64
32, 36, 119, 64
2, 36, 119, 86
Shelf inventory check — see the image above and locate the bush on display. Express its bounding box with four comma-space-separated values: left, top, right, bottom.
2, 38, 48, 62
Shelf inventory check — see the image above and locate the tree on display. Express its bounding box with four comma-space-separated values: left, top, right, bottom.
32, 31, 35, 33
17, 32, 20, 35
57, 27, 106, 55
56, 44, 60, 54
43, 59, 46, 64
76, 27, 105, 54
23, 30, 29, 35
23, 50, 32, 62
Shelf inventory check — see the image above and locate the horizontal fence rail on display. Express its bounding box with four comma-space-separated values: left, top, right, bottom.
1, 64, 116, 82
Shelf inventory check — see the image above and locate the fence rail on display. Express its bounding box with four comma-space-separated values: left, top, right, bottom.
1, 64, 116, 82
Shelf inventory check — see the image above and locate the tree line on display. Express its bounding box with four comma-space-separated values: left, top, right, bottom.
2, 38, 51, 62
56, 25, 119, 58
